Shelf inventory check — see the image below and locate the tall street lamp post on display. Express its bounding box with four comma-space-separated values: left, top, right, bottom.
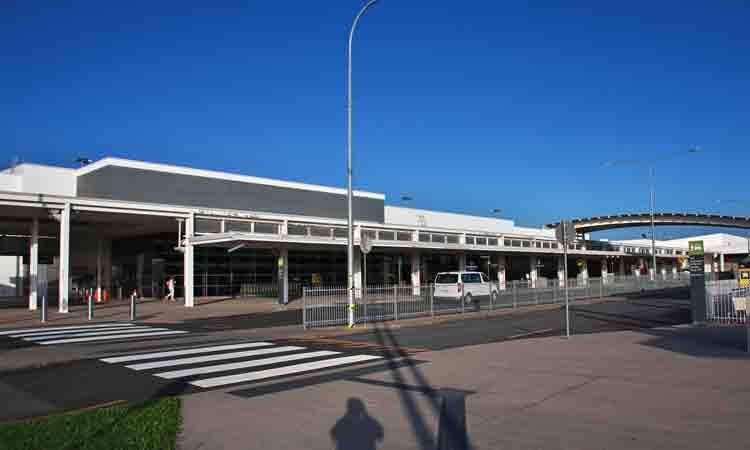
603, 147, 700, 280
347, 0, 378, 328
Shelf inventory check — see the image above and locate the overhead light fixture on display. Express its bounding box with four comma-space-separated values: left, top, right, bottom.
228, 243, 246, 253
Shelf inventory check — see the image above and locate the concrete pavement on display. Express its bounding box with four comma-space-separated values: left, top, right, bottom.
180, 324, 750, 450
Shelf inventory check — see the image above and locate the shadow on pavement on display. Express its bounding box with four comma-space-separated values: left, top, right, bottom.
370, 325, 474, 450
330, 397, 384, 450
638, 325, 750, 359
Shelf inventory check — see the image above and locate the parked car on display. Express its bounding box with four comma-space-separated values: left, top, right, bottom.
433, 271, 499, 306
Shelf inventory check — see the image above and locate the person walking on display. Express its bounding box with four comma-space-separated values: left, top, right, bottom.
165, 276, 175, 302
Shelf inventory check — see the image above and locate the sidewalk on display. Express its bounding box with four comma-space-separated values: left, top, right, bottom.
180, 324, 750, 450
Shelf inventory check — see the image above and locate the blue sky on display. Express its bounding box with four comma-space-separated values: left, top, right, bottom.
1, 1, 748, 239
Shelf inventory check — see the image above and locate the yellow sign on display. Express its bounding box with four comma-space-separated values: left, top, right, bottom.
277, 257, 284, 268
311, 273, 321, 287
740, 269, 750, 289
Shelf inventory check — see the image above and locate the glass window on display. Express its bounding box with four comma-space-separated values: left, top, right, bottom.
488, 238, 498, 246
333, 228, 348, 238
225, 220, 253, 233
551, 243, 558, 249
476, 237, 487, 246
535, 241, 542, 248
362, 229, 377, 240
419, 233, 430, 242
504, 239, 511, 246
446, 235, 459, 244
465, 236, 475, 245
435, 273, 458, 284
287, 224, 308, 236
481, 273, 489, 283
522, 241, 531, 248
310, 226, 331, 237
397, 231, 412, 241
378, 231, 396, 241
254, 222, 279, 234
461, 273, 481, 283
542, 242, 550, 248
432, 234, 445, 243
511, 240, 521, 247
195, 218, 221, 234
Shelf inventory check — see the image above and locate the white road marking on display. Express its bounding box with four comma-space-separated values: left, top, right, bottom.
155, 350, 340, 379
125, 346, 306, 371
101, 342, 275, 364
17, 325, 160, 339
23, 327, 173, 341
38, 330, 188, 345
190, 354, 382, 388
0, 323, 135, 336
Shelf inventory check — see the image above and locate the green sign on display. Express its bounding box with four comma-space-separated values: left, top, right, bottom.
688, 240, 704, 256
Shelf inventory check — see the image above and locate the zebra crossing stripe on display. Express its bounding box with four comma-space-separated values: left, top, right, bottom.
38, 330, 188, 345
101, 342, 275, 364
124, 346, 306, 371
155, 350, 340, 379
0, 323, 135, 336
23, 327, 173, 342
190, 354, 382, 388
9, 325, 147, 339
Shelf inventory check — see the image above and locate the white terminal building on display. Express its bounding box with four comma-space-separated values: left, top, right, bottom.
0, 157, 744, 310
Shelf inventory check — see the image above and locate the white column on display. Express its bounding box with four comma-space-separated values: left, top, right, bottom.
58, 203, 71, 313
353, 250, 362, 298
529, 255, 538, 288
411, 252, 421, 296
618, 258, 626, 276
29, 218, 38, 310
557, 255, 565, 287
184, 214, 195, 307
720, 253, 725, 272
672, 264, 678, 279
496, 254, 507, 290
580, 259, 589, 283
458, 253, 466, 272
96, 238, 103, 303
279, 247, 289, 304
601, 258, 608, 283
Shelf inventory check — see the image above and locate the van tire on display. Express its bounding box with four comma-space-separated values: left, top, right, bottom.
464, 294, 472, 305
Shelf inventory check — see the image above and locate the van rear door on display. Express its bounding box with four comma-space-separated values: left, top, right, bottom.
435, 273, 459, 298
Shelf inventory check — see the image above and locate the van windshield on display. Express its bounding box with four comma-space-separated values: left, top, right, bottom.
435, 274, 459, 284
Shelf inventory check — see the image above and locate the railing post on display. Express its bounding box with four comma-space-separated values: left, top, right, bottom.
430, 284, 434, 318
41, 295, 47, 323
302, 287, 307, 329
394, 285, 398, 321
88, 293, 93, 321
130, 292, 136, 321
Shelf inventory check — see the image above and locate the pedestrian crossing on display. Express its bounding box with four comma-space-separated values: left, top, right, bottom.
100, 341, 383, 389
0, 323, 188, 345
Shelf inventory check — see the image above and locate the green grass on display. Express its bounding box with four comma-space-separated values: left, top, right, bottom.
0, 397, 181, 450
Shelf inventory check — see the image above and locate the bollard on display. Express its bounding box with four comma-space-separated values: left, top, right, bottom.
41, 295, 47, 323
88, 294, 93, 321
130, 293, 136, 321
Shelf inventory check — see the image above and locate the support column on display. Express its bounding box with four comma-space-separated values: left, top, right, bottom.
720, 253, 725, 272
136, 253, 144, 297
458, 253, 466, 272
102, 239, 112, 295
29, 218, 38, 310
672, 264, 678, 279
529, 255, 538, 288
601, 258, 608, 284
580, 259, 589, 283
557, 256, 565, 287
15, 255, 22, 299
353, 250, 362, 298
411, 252, 421, 296
661, 265, 667, 280
496, 254, 507, 290
278, 248, 288, 305
618, 258, 626, 276
184, 214, 195, 307
96, 238, 103, 303
58, 203, 71, 313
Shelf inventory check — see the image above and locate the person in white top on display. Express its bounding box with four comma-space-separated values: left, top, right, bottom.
165, 277, 175, 302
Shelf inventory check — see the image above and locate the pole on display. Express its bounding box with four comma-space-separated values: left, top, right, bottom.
563, 219, 570, 338
346, 0, 378, 328
41, 295, 47, 323
130, 292, 136, 321
88, 293, 93, 320
649, 166, 656, 281
363, 251, 367, 324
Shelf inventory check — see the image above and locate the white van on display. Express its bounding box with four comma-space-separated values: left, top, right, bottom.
433, 271, 499, 305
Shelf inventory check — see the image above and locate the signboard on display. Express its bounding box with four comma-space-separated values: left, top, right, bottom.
311, 273, 321, 287
739, 269, 750, 289
555, 221, 576, 245
360, 233, 373, 255
688, 240, 705, 276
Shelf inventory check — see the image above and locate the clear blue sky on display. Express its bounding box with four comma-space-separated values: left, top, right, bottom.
2, 1, 748, 239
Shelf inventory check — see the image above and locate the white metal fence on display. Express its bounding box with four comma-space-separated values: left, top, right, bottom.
706, 279, 749, 324
302, 275, 690, 328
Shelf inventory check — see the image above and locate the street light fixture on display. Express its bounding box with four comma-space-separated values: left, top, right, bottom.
603, 147, 701, 280
346, 0, 379, 328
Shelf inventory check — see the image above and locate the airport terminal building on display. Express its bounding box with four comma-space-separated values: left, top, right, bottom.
0, 157, 692, 310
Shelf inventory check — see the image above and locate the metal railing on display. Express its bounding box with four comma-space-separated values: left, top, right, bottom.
302, 275, 690, 328
706, 279, 748, 324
